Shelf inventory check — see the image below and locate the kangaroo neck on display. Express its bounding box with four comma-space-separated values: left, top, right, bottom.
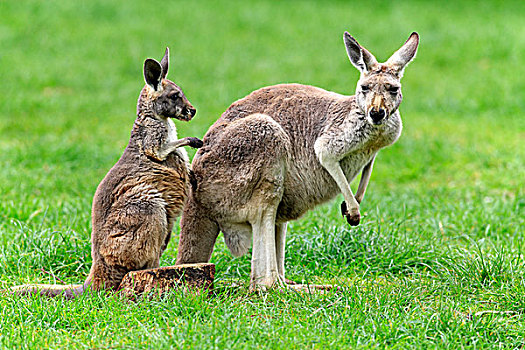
126, 113, 158, 150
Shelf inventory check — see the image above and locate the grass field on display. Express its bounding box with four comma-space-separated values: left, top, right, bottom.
1, 0, 524, 348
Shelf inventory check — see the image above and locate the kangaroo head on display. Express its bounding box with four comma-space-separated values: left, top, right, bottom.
344, 32, 419, 126
138, 47, 196, 121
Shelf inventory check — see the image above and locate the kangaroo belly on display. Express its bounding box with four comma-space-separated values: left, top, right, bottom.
276, 151, 374, 221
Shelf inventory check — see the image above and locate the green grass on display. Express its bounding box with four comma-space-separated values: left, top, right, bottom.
1, 0, 524, 348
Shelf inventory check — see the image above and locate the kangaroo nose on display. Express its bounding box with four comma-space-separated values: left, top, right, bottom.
186, 107, 196, 117
369, 108, 386, 124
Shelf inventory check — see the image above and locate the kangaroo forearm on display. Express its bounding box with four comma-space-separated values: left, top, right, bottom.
355, 155, 376, 204
314, 139, 360, 209
158, 137, 203, 159
164, 137, 192, 151
319, 156, 361, 226
320, 157, 359, 209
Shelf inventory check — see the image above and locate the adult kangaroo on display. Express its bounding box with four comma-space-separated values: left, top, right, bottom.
13, 48, 202, 298
177, 32, 419, 290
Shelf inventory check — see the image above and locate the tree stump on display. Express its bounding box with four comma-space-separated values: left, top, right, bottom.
118, 263, 215, 299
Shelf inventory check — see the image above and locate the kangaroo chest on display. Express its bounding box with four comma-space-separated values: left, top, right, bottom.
144, 156, 189, 221
340, 149, 376, 182
166, 118, 179, 143
278, 115, 401, 221
163, 118, 189, 165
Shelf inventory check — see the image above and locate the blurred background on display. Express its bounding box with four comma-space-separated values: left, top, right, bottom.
0, 0, 523, 283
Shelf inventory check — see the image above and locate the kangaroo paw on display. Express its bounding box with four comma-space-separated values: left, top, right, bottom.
341, 201, 360, 226
187, 137, 204, 149
345, 212, 360, 226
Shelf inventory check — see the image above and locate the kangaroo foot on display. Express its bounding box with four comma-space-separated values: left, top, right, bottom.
286, 283, 341, 293
249, 273, 284, 293
284, 278, 297, 285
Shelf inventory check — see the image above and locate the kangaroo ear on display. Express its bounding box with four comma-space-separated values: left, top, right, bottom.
344, 32, 378, 73
144, 58, 162, 90
386, 32, 419, 76
160, 47, 169, 79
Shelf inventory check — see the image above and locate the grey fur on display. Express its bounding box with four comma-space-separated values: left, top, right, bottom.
176, 32, 419, 290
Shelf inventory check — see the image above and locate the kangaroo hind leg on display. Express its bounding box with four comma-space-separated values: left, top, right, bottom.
275, 222, 287, 282
250, 207, 281, 291
98, 200, 169, 290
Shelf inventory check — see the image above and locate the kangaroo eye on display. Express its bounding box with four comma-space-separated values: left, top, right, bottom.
361, 85, 370, 92
388, 86, 399, 93
168, 91, 181, 99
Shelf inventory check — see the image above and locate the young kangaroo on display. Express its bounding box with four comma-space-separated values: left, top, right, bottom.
176, 32, 419, 290
13, 48, 202, 298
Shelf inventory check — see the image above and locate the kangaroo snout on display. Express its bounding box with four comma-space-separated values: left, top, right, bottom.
369, 107, 386, 124
179, 106, 196, 121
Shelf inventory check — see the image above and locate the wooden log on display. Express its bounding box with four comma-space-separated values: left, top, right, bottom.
118, 263, 215, 299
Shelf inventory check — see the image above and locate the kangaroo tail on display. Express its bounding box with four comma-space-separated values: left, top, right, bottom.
11, 283, 85, 299
176, 195, 219, 264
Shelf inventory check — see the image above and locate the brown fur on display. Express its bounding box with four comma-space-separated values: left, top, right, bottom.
12, 48, 202, 298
